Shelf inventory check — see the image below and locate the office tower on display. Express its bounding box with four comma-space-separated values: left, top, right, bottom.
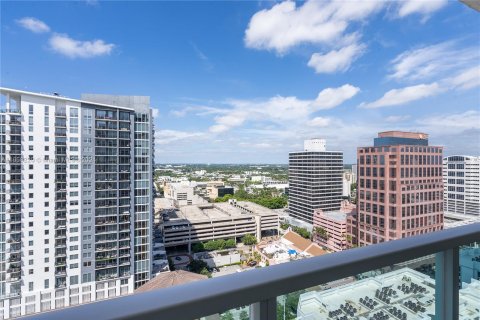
0, 88, 154, 318
443, 155, 480, 216
356, 131, 444, 247
288, 139, 343, 224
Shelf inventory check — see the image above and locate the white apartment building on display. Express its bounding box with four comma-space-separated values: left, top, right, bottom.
288, 139, 343, 224
443, 155, 480, 216
0, 88, 155, 318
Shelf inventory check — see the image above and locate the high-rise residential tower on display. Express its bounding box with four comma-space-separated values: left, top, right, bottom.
0, 88, 154, 318
443, 155, 480, 216
356, 131, 444, 247
288, 139, 343, 225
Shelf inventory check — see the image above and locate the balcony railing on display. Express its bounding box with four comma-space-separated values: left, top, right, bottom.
26, 223, 480, 320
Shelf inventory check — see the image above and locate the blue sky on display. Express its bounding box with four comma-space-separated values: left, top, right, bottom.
1, 0, 479, 163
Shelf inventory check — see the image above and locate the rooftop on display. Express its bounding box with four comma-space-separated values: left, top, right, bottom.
135, 270, 207, 293
298, 268, 480, 320
378, 131, 429, 139
1, 87, 135, 111
165, 200, 278, 223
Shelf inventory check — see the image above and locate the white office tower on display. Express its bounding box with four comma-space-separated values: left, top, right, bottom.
0, 88, 154, 318
443, 155, 480, 216
288, 139, 343, 224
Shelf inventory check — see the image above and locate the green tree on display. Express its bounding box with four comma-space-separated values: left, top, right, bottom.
239, 310, 249, 320
221, 311, 234, 320
280, 222, 290, 230
224, 238, 236, 249
242, 234, 257, 245
191, 242, 205, 253
292, 226, 311, 239
188, 259, 209, 273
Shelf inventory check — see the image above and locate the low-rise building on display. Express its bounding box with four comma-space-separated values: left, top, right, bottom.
164, 182, 208, 207
312, 201, 356, 252
206, 181, 234, 200
297, 268, 480, 320
163, 200, 279, 249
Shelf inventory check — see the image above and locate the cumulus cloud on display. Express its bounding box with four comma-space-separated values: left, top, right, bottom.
208, 84, 359, 133
397, 0, 447, 18
308, 43, 365, 74
360, 83, 442, 109
389, 41, 479, 81
48, 33, 114, 58
244, 0, 384, 54
16, 17, 50, 33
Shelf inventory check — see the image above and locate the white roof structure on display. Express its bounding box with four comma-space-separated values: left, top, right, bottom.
297, 268, 480, 320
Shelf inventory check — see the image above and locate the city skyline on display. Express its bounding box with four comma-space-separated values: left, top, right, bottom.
1, 1, 479, 164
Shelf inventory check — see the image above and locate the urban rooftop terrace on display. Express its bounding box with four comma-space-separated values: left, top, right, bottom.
26, 223, 480, 320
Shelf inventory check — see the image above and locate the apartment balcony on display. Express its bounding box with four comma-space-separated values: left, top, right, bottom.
95, 273, 119, 282
6, 275, 22, 283
7, 246, 22, 254
7, 237, 21, 244
7, 119, 21, 125
54, 240, 67, 248
95, 262, 118, 270
55, 269, 67, 277
7, 228, 21, 235
7, 266, 21, 274
55, 112, 67, 117
7, 255, 21, 263
25, 223, 480, 320
55, 212, 67, 220
96, 246, 118, 252
55, 260, 67, 267
55, 250, 67, 257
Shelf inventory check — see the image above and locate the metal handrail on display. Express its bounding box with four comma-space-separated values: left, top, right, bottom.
27, 223, 480, 320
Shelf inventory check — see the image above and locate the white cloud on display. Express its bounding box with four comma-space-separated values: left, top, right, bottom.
360, 83, 442, 109
155, 129, 205, 145
417, 110, 480, 134
171, 105, 226, 118
244, 0, 384, 54
385, 115, 411, 123
307, 117, 332, 127
397, 0, 447, 18
16, 17, 50, 33
308, 43, 365, 74
446, 66, 480, 90
208, 84, 359, 132
389, 41, 479, 81
151, 108, 159, 118
48, 33, 114, 58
